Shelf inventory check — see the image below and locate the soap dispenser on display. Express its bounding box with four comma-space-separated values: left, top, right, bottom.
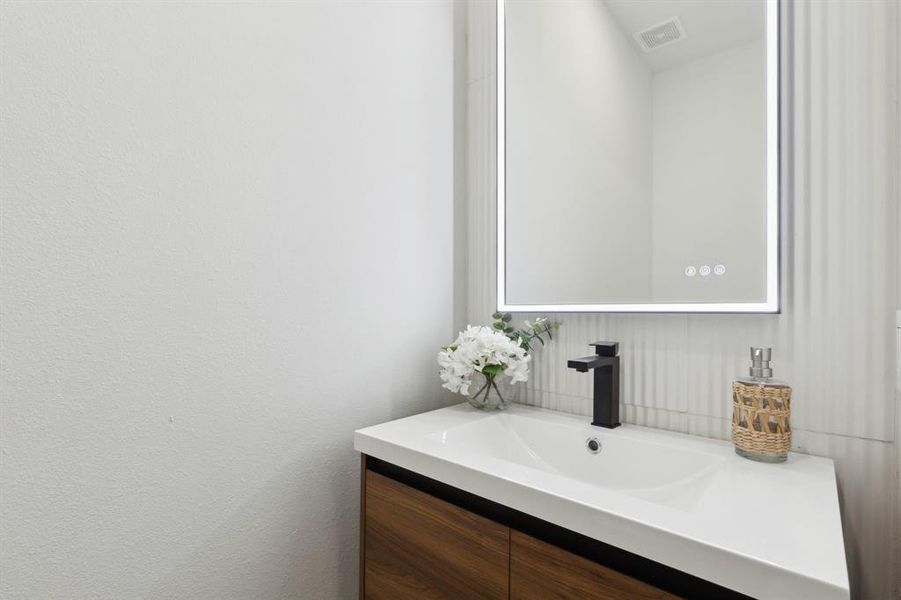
731, 347, 792, 462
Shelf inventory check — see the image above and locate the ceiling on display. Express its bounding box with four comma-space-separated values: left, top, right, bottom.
604, 0, 765, 72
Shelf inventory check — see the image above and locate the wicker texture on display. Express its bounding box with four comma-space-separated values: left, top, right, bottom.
731, 382, 792, 458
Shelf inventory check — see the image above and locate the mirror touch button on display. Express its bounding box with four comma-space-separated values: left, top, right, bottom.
699, 265, 711, 276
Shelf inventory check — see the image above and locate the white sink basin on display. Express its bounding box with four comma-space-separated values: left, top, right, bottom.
426, 410, 723, 509
355, 403, 849, 600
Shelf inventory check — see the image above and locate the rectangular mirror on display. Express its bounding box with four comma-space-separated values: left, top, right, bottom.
498, 0, 779, 313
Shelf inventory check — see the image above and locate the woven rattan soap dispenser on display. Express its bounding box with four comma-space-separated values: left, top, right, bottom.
731, 347, 792, 462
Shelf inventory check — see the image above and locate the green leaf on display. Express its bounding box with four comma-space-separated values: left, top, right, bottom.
491, 312, 503, 320
481, 363, 506, 377
501, 313, 512, 322
493, 322, 505, 330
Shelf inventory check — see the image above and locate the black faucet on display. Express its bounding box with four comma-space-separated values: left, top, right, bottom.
567, 342, 621, 429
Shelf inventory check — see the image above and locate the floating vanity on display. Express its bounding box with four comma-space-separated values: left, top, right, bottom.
354, 404, 849, 599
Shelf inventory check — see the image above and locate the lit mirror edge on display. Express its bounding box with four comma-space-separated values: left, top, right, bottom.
495, 0, 781, 315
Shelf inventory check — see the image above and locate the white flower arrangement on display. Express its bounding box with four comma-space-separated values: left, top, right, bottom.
437, 325, 530, 396
437, 313, 558, 409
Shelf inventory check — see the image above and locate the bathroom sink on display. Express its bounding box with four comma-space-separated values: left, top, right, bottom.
355, 403, 849, 600
425, 410, 723, 509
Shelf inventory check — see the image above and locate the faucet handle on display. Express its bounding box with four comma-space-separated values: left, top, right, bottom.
590, 342, 619, 357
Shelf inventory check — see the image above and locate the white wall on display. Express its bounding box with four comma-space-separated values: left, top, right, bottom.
651, 39, 766, 303
466, 0, 899, 597
0, 2, 454, 599
504, 0, 652, 304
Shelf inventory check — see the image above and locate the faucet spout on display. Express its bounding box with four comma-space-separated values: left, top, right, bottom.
567, 355, 614, 372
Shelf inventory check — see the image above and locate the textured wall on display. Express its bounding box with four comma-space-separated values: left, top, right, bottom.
466, 1, 900, 598
0, 2, 454, 598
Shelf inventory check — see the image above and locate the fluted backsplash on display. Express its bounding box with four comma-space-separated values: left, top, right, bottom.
463, 1, 899, 597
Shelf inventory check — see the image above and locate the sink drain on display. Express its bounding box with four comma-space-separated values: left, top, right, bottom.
585, 437, 602, 454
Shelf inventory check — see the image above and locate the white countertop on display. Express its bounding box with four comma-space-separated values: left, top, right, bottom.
354, 403, 849, 600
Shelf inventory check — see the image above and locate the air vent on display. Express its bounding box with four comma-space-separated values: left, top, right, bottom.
634, 17, 687, 52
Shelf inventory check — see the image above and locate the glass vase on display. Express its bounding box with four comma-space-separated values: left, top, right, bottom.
467, 372, 519, 411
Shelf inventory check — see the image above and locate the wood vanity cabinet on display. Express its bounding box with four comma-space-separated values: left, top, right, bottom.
363, 469, 509, 599
509, 531, 679, 600
360, 457, 693, 600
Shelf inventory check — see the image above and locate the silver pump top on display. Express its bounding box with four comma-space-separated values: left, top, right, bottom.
749, 347, 773, 379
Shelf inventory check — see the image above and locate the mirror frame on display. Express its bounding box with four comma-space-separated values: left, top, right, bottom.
496, 0, 781, 313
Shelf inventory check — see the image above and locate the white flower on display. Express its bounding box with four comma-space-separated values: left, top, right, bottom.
437, 325, 530, 396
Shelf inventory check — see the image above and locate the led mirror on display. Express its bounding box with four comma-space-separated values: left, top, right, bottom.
498, 0, 780, 312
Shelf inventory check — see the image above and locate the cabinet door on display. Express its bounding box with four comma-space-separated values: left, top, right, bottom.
510, 530, 681, 600
363, 470, 509, 600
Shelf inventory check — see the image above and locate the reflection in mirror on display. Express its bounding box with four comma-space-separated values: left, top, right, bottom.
499, 0, 778, 312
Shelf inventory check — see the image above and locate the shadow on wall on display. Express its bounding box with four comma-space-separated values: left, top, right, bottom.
148, 449, 360, 600
146, 384, 457, 600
